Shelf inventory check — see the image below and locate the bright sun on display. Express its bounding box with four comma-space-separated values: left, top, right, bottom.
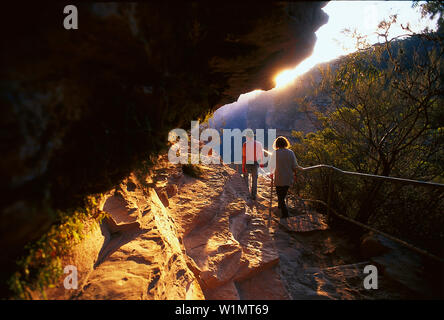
274, 60, 314, 89
274, 69, 298, 89
273, 1, 439, 89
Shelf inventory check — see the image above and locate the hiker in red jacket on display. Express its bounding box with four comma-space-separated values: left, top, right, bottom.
242, 129, 264, 200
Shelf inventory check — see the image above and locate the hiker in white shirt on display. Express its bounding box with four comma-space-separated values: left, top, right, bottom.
268, 136, 300, 218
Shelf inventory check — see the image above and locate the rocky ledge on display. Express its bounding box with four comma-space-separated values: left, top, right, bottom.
30, 154, 439, 300
1, 3, 329, 292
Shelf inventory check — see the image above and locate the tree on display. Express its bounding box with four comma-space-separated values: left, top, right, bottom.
292, 13, 443, 239
413, 0, 444, 33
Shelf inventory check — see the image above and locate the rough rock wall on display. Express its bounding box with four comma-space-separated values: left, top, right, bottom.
35, 172, 204, 300
138, 155, 290, 300
0, 1, 328, 293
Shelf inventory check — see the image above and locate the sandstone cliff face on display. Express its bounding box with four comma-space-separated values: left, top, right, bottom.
0, 2, 328, 293
36, 155, 290, 300
33, 155, 435, 300
71, 187, 205, 300
36, 170, 204, 300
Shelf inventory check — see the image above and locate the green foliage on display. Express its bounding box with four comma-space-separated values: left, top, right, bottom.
291, 27, 443, 256
8, 194, 108, 300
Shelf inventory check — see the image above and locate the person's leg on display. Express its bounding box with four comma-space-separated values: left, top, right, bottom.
276, 186, 289, 217
251, 165, 258, 199
281, 186, 289, 217
243, 170, 248, 188
243, 169, 249, 191
276, 186, 285, 214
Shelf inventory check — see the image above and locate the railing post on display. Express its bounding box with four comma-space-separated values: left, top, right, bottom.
327, 170, 332, 221
268, 175, 273, 227
294, 163, 444, 262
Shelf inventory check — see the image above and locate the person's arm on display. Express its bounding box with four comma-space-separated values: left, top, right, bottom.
242, 143, 246, 173
291, 150, 298, 168
291, 150, 301, 177
258, 141, 265, 168
268, 150, 276, 178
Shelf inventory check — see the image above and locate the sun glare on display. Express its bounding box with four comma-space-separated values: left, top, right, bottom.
273, 1, 439, 89
274, 69, 298, 89
274, 57, 322, 89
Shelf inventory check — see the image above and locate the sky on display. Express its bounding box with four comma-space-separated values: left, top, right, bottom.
273, 0, 440, 89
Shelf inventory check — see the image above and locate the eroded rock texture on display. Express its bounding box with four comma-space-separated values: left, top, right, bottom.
25, 155, 438, 300
0, 2, 328, 293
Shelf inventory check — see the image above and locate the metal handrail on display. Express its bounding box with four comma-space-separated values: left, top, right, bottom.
260, 148, 443, 188
298, 164, 444, 189
260, 163, 444, 262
